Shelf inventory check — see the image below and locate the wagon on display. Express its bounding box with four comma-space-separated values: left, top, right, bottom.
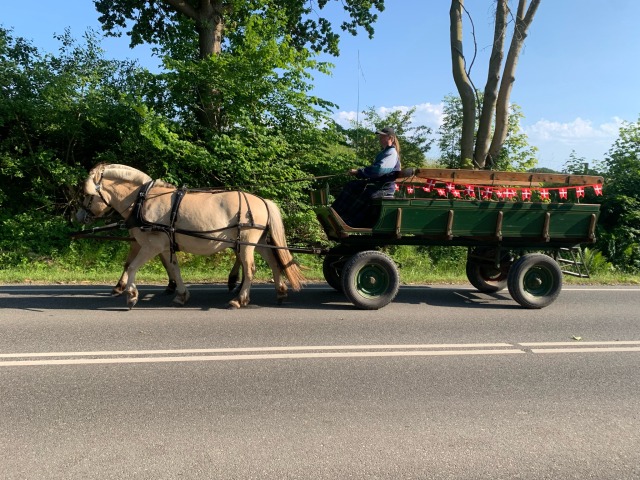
311, 168, 604, 310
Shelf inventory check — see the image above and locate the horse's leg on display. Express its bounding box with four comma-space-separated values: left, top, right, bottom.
113, 241, 141, 296
166, 255, 190, 306
123, 242, 166, 310
158, 251, 177, 294
227, 256, 242, 292
228, 245, 256, 309
257, 245, 288, 305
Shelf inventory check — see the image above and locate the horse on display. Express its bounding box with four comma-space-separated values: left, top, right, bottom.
80, 163, 305, 309
77, 196, 243, 297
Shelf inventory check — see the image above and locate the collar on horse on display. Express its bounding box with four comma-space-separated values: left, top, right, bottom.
125, 180, 186, 256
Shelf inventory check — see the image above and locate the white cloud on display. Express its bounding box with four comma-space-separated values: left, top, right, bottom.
524, 117, 623, 169
332, 102, 444, 130
525, 117, 623, 143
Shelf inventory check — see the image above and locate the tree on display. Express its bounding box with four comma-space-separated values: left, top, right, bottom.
94, 0, 385, 130
437, 94, 537, 171
344, 107, 434, 169
449, 0, 541, 169
0, 27, 160, 264
596, 120, 640, 272
562, 151, 605, 176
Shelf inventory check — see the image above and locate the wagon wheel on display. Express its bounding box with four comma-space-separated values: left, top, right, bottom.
341, 251, 400, 310
322, 254, 346, 292
465, 247, 512, 293
507, 253, 563, 309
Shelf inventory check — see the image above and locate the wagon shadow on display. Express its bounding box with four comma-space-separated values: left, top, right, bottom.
256, 283, 520, 311
0, 283, 520, 312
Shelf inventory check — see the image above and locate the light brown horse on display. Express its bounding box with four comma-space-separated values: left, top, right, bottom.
81, 163, 304, 309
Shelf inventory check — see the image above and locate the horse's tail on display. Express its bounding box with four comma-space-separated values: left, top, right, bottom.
264, 199, 305, 291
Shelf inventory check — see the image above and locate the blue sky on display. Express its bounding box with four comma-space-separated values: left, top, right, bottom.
3, 1, 639, 171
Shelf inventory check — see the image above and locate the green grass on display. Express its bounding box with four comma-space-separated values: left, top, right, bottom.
1, 245, 638, 286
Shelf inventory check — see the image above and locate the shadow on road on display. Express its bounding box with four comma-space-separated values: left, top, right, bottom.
0, 283, 520, 312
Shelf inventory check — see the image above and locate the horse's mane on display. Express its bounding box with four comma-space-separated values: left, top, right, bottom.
153, 179, 176, 188
95, 163, 153, 185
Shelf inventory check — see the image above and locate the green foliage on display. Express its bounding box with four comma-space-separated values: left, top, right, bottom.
342, 106, 434, 168
437, 94, 538, 171
0, 27, 154, 219
595, 120, 640, 272
94, 0, 386, 57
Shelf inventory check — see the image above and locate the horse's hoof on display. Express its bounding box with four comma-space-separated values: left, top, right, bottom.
164, 280, 177, 295
172, 290, 190, 306
112, 286, 125, 297
125, 285, 138, 309
227, 300, 241, 309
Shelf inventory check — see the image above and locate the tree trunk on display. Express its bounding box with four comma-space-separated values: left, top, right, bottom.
164, 0, 226, 57
196, 1, 225, 58
488, 0, 541, 164
164, 0, 227, 130
449, 0, 476, 168
474, 0, 507, 169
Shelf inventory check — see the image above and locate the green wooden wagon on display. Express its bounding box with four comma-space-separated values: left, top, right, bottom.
310, 168, 604, 310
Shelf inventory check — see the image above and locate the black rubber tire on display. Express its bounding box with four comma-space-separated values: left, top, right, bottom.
322, 254, 345, 292
465, 248, 511, 293
465, 260, 509, 293
507, 253, 563, 309
341, 251, 400, 310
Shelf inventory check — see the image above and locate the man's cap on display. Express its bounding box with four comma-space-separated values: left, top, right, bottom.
376, 126, 396, 136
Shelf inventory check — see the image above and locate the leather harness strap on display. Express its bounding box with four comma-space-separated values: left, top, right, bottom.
125, 182, 268, 258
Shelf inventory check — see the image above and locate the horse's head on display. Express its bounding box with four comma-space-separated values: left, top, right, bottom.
77, 163, 152, 223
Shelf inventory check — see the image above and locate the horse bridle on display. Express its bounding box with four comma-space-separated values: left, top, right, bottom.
91, 166, 111, 206
77, 166, 112, 223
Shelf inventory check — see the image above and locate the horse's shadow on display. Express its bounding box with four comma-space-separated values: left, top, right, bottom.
0, 283, 520, 312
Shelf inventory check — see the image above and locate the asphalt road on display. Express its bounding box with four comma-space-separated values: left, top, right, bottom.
1, 284, 639, 479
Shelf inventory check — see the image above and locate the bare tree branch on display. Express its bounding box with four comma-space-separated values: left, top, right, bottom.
449, 0, 476, 167
488, 0, 541, 163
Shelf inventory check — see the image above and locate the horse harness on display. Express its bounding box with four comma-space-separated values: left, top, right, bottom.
124, 181, 269, 259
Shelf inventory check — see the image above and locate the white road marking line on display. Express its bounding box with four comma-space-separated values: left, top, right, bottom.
2, 340, 640, 367
521, 341, 640, 347
531, 347, 640, 354
0, 349, 525, 367
0, 343, 513, 359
